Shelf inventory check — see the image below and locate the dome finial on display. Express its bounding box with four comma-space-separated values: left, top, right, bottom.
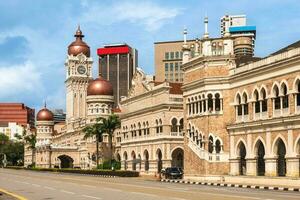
74, 25, 84, 39
44, 100, 47, 108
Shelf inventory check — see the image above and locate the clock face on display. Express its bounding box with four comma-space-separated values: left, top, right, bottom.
77, 65, 86, 75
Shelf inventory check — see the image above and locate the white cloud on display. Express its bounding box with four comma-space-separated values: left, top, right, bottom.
81, 1, 183, 31
0, 61, 43, 98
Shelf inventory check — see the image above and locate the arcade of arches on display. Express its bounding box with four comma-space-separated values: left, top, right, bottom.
230, 134, 300, 177
121, 147, 184, 174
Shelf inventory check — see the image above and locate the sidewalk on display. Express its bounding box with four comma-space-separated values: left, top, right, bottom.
161, 175, 300, 192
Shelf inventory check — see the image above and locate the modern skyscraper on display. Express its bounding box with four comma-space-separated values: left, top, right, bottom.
154, 40, 195, 83
97, 44, 138, 106
220, 15, 246, 36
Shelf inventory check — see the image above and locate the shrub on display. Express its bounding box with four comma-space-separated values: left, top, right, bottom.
5, 166, 139, 177
97, 160, 121, 170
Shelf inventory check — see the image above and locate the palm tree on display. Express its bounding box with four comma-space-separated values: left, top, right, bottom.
24, 134, 36, 167
99, 114, 121, 168
83, 119, 105, 167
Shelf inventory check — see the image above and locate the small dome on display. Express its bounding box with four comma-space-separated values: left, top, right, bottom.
68, 26, 90, 57
87, 76, 113, 96
37, 107, 53, 121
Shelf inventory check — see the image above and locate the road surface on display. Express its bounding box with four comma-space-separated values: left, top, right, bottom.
0, 169, 299, 200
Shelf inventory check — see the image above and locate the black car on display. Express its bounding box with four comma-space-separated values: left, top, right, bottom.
163, 167, 183, 179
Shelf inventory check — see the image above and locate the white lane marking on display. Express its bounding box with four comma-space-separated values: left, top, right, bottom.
103, 188, 122, 192
60, 190, 75, 195
44, 186, 56, 190
81, 184, 96, 188
81, 194, 102, 199
31, 183, 41, 187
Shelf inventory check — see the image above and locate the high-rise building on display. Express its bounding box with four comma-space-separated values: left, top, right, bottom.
220, 15, 246, 36
0, 103, 35, 128
154, 40, 195, 83
97, 44, 138, 107
51, 109, 66, 124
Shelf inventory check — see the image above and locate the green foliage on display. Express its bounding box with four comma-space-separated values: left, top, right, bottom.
97, 159, 121, 170
6, 166, 139, 177
24, 134, 36, 150
0, 138, 24, 166
0, 133, 9, 144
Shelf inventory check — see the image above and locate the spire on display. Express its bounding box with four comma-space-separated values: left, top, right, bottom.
203, 16, 209, 39
183, 26, 187, 44
74, 24, 84, 39
44, 100, 47, 108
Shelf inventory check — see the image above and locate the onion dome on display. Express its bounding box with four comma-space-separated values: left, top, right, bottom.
87, 76, 113, 96
68, 25, 90, 57
37, 105, 53, 121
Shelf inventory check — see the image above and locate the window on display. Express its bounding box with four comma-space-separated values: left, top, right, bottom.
170, 63, 174, 71
282, 84, 289, 108
165, 52, 169, 60
208, 136, 214, 153
165, 63, 169, 71
175, 62, 179, 71
175, 51, 179, 59
261, 88, 268, 112
237, 94, 242, 116
274, 86, 280, 110
171, 118, 177, 132
208, 94, 213, 112
243, 93, 249, 115
180, 51, 183, 58
297, 81, 300, 106
215, 93, 221, 111
254, 90, 260, 113
170, 52, 174, 59
215, 139, 221, 153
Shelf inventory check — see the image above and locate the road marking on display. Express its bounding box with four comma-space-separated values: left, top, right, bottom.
31, 184, 41, 187
81, 194, 102, 199
103, 188, 122, 192
44, 186, 56, 190
81, 184, 96, 188
60, 190, 75, 194
0, 187, 28, 200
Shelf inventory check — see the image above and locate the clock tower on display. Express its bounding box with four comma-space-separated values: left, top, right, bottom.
65, 26, 93, 122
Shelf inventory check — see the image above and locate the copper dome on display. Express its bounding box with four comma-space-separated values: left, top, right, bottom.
37, 107, 53, 121
87, 76, 113, 96
68, 26, 90, 57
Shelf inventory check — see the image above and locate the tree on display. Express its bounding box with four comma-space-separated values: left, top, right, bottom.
0, 133, 24, 166
24, 134, 36, 167
0, 133, 9, 144
99, 114, 121, 168
83, 119, 105, 167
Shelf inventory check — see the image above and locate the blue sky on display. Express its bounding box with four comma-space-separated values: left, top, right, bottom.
0, 0, 300, 111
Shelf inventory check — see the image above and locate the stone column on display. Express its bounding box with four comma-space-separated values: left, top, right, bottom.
265, 157, 277, 177
246, 158, 257, 176
229, 158, 240, 176
213, 98, 216, 113
280, 96, 283, 116
286, 157, 300, 177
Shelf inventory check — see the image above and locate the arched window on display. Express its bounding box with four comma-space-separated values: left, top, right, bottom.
208, 94, 213, 112
199, 96, 202, 113
296, 80, 300, 107
138, 123, 142, 136
237, 94, 242, 116
282, 83, 289, 108
215, 93, 221, 111
159, 119, 163, 133
261, 88, 268, 112
179, 119, 183, 132
188, 98, 191, 115
243, 93, 249, 115
195, 97, 199, 114
274, 85, 280, 110
155, 120, 159, 133
202, 94, 206, 112
191, 97, 195, 114
208, 136, 214, 153
254, 90, 260, 113
215, 139, 221, 153
171, 118, 178, 132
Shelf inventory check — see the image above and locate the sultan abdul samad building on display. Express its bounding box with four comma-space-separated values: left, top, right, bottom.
25, 15, 300, 179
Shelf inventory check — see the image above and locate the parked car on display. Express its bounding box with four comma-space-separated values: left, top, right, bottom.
163, 167, 183, 179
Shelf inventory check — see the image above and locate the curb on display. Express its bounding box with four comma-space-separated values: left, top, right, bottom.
160, 179, 300, 192
0, 188, 28, 200
53, 172, 117, 178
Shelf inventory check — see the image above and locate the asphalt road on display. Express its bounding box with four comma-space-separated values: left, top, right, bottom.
0, 169, 299, 200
